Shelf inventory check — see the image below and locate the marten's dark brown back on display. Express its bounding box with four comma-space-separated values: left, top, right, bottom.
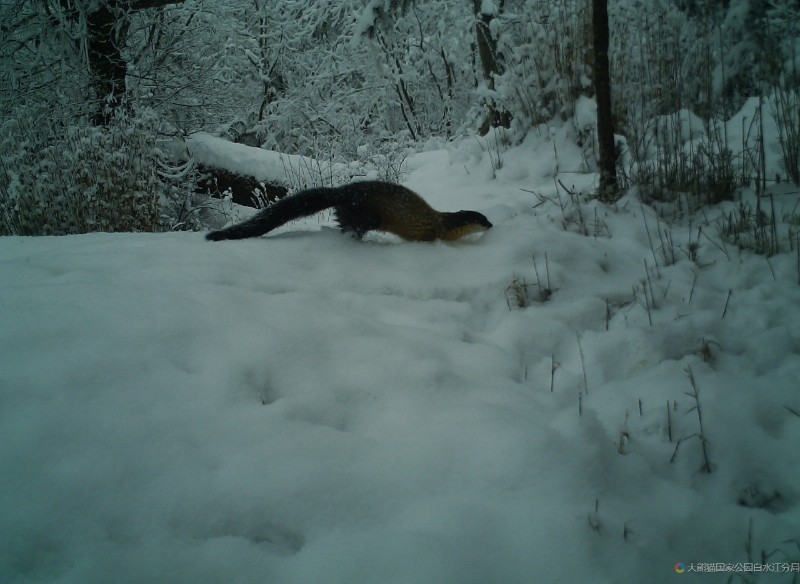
333, 182, 443, 241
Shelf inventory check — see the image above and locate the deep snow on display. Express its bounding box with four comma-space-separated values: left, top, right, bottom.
1, 117, 799, 584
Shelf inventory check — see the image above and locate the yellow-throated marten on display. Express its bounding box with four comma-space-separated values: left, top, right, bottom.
205, 181, 492, 242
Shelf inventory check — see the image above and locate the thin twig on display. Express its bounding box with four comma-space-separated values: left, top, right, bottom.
765, 257, 776, 281
784, 405, 800, 418
643, 260, 654, 325
666, 401, 673, 442
721, 289, 732, 319
577, 333, 588, 394
688, 270, 698, 304
685, 366, 712, 472
641, 204, 661, 271
545, 251, 551, 290
698, 225, 730, 260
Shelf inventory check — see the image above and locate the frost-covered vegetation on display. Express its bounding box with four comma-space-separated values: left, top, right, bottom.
1, 0, 798, 235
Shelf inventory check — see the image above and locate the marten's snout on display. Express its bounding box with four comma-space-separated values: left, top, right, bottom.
458, 210, 492, 229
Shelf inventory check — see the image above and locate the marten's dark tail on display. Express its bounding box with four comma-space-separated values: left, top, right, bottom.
206, 187, 344, 241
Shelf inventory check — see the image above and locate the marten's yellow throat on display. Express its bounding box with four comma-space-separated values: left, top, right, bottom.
206, 181, 492, 242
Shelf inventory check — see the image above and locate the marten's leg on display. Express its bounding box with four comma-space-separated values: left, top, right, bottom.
334, 206, 381, 240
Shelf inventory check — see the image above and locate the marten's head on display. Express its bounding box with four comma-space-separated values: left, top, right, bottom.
441, 210, 492, 240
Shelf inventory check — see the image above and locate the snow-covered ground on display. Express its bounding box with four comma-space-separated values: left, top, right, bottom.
2, 119, 799, 584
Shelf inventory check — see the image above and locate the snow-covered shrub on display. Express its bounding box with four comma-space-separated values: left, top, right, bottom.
264, 0, 474, 156
629, 110, 741, 209
0, 108, 160, 235
770, 88, 800, 185
609, 0, 712, 128
125, 1, 266, 136
157, 160, 213, 233
609, 0, 800, 201
492, 0, 592, 131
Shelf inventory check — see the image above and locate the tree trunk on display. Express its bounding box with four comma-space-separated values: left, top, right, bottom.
471, 0, 511, 134
592, 0, 618, 201
87, 3, 129, 126
84, 0, 186, 126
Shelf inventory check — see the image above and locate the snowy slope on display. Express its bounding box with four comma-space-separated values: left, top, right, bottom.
1, 122, 799, 584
